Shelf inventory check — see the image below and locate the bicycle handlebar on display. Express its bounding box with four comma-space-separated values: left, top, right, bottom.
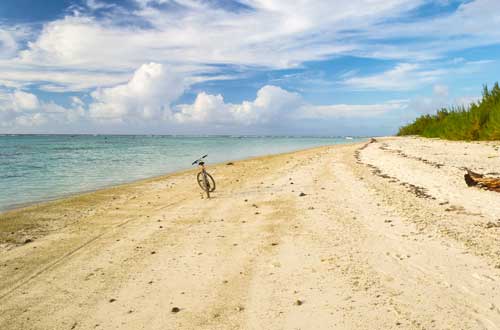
192, 154, 208, 165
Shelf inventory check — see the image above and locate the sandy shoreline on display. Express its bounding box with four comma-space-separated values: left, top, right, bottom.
1, 141, 353, 214
1, 137, 500, 329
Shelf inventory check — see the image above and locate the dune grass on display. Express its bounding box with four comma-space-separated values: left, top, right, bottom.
398, 83, 500, 140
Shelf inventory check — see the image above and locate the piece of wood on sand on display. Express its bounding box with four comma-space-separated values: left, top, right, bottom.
464, 169, 500, 192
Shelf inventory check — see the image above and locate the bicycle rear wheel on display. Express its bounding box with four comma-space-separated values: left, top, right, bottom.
197, 171, 216, 192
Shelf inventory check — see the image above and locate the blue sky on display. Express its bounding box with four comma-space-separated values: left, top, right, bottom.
1, 0, 500, 135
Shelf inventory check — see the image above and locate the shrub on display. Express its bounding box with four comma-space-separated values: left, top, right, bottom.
398, 83, 500, 140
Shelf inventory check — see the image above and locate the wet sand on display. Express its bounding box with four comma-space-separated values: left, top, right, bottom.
1, 137, 500, 329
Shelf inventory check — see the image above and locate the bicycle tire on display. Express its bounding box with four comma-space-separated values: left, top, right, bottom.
197, 171, 216, 192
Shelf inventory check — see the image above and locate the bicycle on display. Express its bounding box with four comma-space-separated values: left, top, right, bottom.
192, 154, 216, 198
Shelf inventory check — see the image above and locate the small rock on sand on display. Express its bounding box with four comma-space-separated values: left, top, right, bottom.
171, 307, 180, 313
299, 192, 307, 197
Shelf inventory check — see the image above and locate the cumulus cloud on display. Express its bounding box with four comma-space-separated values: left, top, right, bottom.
80, 61, 406, 127
174, 92, 229, 124
0, 90, 43, 128
0, 89, 85, 129
3, 0, 497, 135
10, 90, 40, 111
12, 113, 49, 127
174, 84, 404, 126
174, 85, 302, 125
0, 80, 435, 135
89, 62, 185, 120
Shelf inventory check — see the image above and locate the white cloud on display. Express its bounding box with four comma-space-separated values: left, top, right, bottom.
388, 0, 500, 40
0, 0, 426, 90
89, 62, 185, 120
357, 0, 500, 59
298, 101, 407, 119
0, 29, 18, 59
10, 90, 40, 111
0, 89, 85, 128
71, 96, 84, 107
343, 63, 444, 91
0, 0, 498, 94
174, 85, 302, 125
342, 58, 494, 92
174, 84, 405, 126
174, 93, 229, 124
1, 81, 407, 132
85, 0, 117, 11
0, 64, 130, 92
13, 113, 49, 127
405, 84, 480, 116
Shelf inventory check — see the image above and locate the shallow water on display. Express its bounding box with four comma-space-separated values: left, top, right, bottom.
0, 135, 365, 211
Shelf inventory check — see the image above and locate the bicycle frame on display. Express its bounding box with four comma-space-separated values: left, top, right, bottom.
192, 155, 215, 199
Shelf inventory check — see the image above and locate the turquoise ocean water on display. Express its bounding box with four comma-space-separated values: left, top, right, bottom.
0, 135, 365, 212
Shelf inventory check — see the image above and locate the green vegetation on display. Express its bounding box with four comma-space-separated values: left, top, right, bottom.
398, 83, 500, 140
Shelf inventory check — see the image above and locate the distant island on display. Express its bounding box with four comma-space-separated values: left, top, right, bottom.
398, 83, 500, 140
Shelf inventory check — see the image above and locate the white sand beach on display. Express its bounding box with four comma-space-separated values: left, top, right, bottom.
1, 137, 500, 329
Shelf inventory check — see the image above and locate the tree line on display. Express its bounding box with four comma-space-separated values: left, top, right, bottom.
398, 83, 500, 140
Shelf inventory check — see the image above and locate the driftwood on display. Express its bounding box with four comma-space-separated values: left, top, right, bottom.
464, 170, 500, 192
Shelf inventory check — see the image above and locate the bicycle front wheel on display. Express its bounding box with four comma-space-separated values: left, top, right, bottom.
197, 171, 216, 192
